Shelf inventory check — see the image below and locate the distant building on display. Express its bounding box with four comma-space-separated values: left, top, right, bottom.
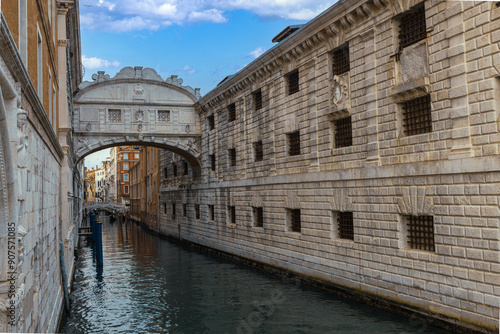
84, 167, 96, 203
115, 146, 140, 204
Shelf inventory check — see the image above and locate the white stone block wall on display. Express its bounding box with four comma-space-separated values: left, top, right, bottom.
159, 1, 500, 332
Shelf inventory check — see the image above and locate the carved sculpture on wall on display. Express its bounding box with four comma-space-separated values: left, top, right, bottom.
331, 75, 348, 105
16, 110, 28, 230
136, 109, 144, 122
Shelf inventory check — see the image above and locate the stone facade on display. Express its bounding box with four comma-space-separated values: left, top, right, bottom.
159, 1, 500, 332
0, 0, 83, 332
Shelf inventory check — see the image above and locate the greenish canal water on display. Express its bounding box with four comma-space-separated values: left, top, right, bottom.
60, 217, 448, 334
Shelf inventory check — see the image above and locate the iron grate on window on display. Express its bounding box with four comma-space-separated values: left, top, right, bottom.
399, 5, 426, 49
173, 163, 177, 176
335, 116, 353, 148
332, 46, 350, 75
108, 109, 122, 122
183, 204, 187, 217
208, 114, 215, 130
164, 167, 168, 178
254, 207, 264, 227
229, 206, 236, 225
228, 103, 236, 122
210, 154, 216, 171
254, 141, 263, 162
338, 211, 354, 240
288, 131, 300, 156
172, 203, 176, 219
229, 148, 236, 166
402, 95, 432, 136
287, 70, 299, 95
253, 89, 263, 110
407, 215, 435, 252
195, 204, 200, 220
158, 110, 170, 122
209, 205, 215, 221
183, 161, 189, 175
290, 209, 301, 232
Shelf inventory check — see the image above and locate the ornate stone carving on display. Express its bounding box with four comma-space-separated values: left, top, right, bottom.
185, 125, 190, 133
135, 110, 144, 122
331, 75, 348, 105
134, 84, 144, 96
16, 110, 28, 231
137, 123, 143, 132
86, 123, 92, 131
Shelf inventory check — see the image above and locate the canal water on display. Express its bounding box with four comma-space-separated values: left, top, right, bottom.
60, 216, 448, 334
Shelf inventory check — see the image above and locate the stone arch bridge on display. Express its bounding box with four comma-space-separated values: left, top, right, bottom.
73, 66, 202, 172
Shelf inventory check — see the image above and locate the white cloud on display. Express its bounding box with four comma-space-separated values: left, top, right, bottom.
180, 65, 196, 75
80, 0, 336, 32
248, 47, 265, 59
82, 55, 121, 70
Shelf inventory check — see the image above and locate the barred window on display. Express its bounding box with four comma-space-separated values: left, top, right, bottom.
158, 110, 170, 122
183, 204, 187, 217
399, 5, 426, 49
208, 114, 215, 130
332, 45, 350, 75
334, 116, 353, 148
164, 167, 168, 178
254, 141, 263, 162
337, 211, 354, 240
209, 205, 215, 221
163, 203, 167, 214
172, 203, 176, 219
253, 89, 262, 110
108, 109, 121, 122
407, 215, 435, 252
253, 207, 264, 228
287, 69, 299, 95
402, 95, 432, 136
210, 154, 216, 171
288, 209, 301, 232
195, 204, 200, 220
173, 163, 177, 177
229, 206, 236, 225
288, 131, 300, 156
228, 103, 236, 122
183, 161, 189, 175
228, 148, 236, 167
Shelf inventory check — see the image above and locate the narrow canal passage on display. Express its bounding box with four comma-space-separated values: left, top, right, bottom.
61, 215, 447, 334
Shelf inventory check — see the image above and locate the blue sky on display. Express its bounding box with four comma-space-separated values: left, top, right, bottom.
81, 0, 337, 168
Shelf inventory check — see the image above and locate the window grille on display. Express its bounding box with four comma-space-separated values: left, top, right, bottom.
254, 207, 263, 227
183, 204, 187, 217
208, 115, 215, 130
335, 116, 353, 148
288, 131, 300, 156
402, 95, 432, 136
173, 163, 177, 176
287, 70, 299, 95
209, 205, 215, 221
338, 211, 354, 240
210, 154, 216, 171
195, 204, 200, 220
229, 206, 236, 225
254, 141, 263, 162
163, 203, 167, 214
399, 5, 426, 49
332, 46, 350, 75
108, 109, 121, 122
158, 110, 170, 122
407, 215, 435, 251
183, 161, 189, 175
172, 203, 176, 219
228, 103, 236, 122
289, 209, 301, 232
253, 89, 262, 110
229, 148, 236, 167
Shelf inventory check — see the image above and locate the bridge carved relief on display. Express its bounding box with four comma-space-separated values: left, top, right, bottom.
73, 66, 202, 169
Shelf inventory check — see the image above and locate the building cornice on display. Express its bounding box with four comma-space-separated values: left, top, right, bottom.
198, 0, 392, 112
0, 14, 64, 161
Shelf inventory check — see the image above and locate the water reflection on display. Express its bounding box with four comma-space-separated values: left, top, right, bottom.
61, 216, 448, 334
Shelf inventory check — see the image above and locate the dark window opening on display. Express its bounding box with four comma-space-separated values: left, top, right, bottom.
288, 131, 300, 156
332, 45, 350, 75
195, 204, 200, 220
228, 148, 236, 167
254, 141, 263, 162
209, 205, 215, 221
183, 204, 187, 217
287, 70, 299, 95
289, 209, 301, 232
208, 114, 215, 130
335, 116, 353, 148
228, 103, 236, 122
229, 206, 236, 225
402, 95, 432, 136
173, 163, 177, 177
253, 89, 262, 110
399, 5, 426, 49
254, 207, 264, 227
172, 203, 176, 219
183, 161, 189, 175
338, 211, 354, 240
407, 215, 435, 252
210, 154, 216, 171
164, 167, 168, 178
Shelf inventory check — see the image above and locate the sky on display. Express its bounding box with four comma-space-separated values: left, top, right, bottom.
81, 0, 339, 169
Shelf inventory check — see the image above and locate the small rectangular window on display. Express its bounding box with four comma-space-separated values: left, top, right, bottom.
172, 203, 176, 219
183, 161, 189, 175
228, 103, 236, 122
399, 4, 426, 49
228, 148, 236, 167
123, 153, 128, 160
254, 141, 263, 162
287, 69, 299, 95
123, 174, 129, 181
164, 167, 168, 178
334, 116, 353, 148
183, 204, 187, 217
332, 45, 350, 75
195, 204, 200, 220
135, 153, 139, 159
253, 207, 263, 227
228, 206, 236, 225
208, 114, 215, 130
163, 203, 167, 214
407, 215, 435, 252
108, 109, 122, 122
402, 95, 432, 136
173, 163, 178, 176
253, 89, 262, 110
158, 110, 170, 122
210, 154, 216, 171
209, 205, 215, 221
124, 185, 129, 194
288, 209, 301, 232
123, 162, 129, 170
288, 131, 300, 156
337, 211, 354, 240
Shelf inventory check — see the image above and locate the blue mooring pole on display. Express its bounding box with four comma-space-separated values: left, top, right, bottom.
90, 211, 96, 244
95, 220, 103, 267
